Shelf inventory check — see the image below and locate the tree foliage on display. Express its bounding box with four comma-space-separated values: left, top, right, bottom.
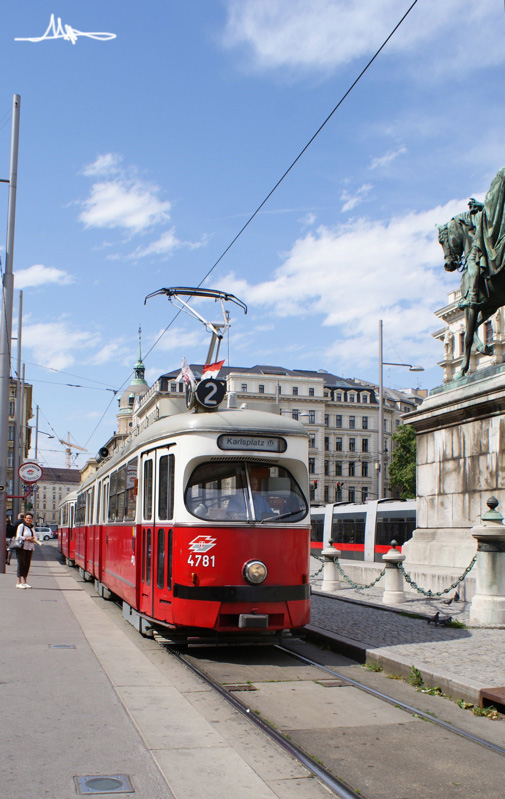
388, 424, 416, 499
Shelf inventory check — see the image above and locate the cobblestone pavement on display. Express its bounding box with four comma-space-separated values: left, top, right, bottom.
309, 557, 505, 696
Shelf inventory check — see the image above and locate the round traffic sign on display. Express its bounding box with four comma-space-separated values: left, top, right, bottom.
18, 462, 43, 483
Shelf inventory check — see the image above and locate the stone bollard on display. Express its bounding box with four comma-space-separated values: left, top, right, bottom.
320, 540, 342, 593
470, 497, 505, 627
382, 541, 406, 605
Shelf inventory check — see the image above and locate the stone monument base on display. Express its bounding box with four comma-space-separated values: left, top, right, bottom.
402, 364, 505, 569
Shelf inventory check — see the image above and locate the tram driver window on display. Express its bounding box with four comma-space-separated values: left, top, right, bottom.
185, 461, 308, 523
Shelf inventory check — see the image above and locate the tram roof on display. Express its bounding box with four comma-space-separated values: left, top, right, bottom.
81, 406, 308, 489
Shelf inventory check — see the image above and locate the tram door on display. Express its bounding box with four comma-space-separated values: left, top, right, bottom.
139, 448, 175, 620
139, 453, 155, 617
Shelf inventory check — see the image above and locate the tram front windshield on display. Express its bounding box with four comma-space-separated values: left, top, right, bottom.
185, 461, 308, 523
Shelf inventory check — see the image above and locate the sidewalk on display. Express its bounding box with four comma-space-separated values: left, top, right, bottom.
309, 557, 505, 705
1, 545, 329, 799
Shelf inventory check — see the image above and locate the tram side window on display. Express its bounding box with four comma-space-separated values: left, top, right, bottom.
332, 515, 365, 545
143, 460, 153, 520
376, 515, 416, 547
116, 464, 127, 522
310, 518, 323, 543
185, 461, 308, 523
108, 471, 117, 521
76, 493, 85, 526
125, 457, 138, 521
158, 454, 175, 520
96, 481, 101, 523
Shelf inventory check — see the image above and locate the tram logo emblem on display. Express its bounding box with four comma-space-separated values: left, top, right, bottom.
188, 535, 217, 553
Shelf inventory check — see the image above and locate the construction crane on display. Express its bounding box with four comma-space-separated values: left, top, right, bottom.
58, 432, 88, 468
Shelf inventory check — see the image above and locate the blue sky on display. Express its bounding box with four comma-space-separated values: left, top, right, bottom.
1, 1, 505, 468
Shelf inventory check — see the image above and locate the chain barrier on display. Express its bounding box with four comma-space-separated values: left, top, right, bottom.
334, 559, 386, 589
310, 552, 325, 578
398, 555, 477, 597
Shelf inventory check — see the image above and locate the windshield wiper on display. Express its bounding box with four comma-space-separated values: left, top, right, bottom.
258, 508, 305, 524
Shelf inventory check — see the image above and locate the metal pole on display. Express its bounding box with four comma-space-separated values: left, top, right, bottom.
12, 290, 23, 519
30, 392, 40, 522
378, 320, 384, 499
0, 94, 20, 573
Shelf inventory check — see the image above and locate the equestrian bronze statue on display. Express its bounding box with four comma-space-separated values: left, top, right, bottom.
437, 166, 505, 377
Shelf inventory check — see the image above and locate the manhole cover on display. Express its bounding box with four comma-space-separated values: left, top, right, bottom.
74, 775, 134, 794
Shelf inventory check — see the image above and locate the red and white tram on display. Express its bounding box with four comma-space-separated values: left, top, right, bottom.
58, 287, 311, 639
59, 408, 310, 638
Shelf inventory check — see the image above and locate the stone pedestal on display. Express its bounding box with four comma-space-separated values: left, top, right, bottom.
320, 544, 342, 593
402, 365, 505, 568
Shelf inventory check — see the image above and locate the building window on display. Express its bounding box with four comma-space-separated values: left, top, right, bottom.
348, 486, 356, 502
362, 438, 369, 453
309, 387, 315, 397
324, 414, 329, 427
259, 384, 265, 394
349, 394, 355, 403
361, 462, 368, 477
485, 321, 493, 344
361, 487, 369, 502
179, 383, 184, 393
335, 484, 343, 501
310, 485, 315, 502
335, 461, 342, 476
336, 415, 342, 428
324, 437, 329, 451
362, 416, 368, 429
324, 460, 329, 476
9, 400, 15, 416
348, 461, 355, 477
349, 416, 355, 429
292, 409, 299, 420
292, 386, 298, 396
309, 435, 316, 448
362, 394, 368, 403
8, 426, 14, 441
309, 457, 316, 474
170, 382, 177, 392
309, 410, 316, 424
459, 331, 465, 355
335, 437, 343, 451
336, 393, 342, 401
324, 485, 329, 502
349, 438, 356, 452
241, 383, 248, 393
7, 452, 14, 467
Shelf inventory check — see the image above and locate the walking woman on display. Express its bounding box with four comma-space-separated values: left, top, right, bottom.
15, 512, 39, 589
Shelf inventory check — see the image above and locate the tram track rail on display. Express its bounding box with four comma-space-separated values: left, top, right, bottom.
152, 631, 505, 799
154, 633, 363, 799
275, 644, 505, 759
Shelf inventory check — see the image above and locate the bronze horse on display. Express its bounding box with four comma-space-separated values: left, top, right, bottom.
437, 167, 505, 377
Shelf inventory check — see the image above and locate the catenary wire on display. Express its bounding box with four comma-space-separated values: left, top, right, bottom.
67, 0, 421, 454
142, 0, 420, 361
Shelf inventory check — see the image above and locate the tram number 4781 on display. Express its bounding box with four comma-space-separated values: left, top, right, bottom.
187, 554, 216, 567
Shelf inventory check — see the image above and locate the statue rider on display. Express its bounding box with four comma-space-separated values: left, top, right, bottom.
456, 197, 486, 309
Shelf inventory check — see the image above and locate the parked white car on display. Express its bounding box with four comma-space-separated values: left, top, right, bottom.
35, 526, 56, 541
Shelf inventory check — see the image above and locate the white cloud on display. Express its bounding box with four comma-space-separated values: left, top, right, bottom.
79, 178, 171, 233
223, 1, 504, 76
370, 146, 407, 170
81, 153, 123, 177
15, 264, 74, 289
23, 322, 100, 370
340, 183, 373, 212
215, 197, 466, 370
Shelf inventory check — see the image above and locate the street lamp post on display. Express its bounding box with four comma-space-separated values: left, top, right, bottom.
378, 320, 424, 499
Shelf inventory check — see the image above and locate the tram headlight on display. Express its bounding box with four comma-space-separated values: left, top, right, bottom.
243, 560, 268, 585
